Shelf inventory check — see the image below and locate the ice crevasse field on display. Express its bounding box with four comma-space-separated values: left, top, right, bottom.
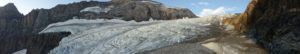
38, 16, 225, 54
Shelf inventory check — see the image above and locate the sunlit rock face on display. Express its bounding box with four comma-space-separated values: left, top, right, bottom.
40, 18, 212, 54
226, 0, 300, 53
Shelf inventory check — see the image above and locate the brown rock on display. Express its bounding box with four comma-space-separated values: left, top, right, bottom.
109, 0, 197, 21
228, 0, 300, 53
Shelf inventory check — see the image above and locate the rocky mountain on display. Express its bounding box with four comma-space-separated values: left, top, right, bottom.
0, 0, 197, 54
225, 0, 300, 53
0, 3, 23, 20
0, 3, 23, 35
0, 3, 27, 54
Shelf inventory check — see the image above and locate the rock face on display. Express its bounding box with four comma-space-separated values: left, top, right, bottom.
0, 0, 197, 54
0, 3, 23, 20
109, 0, 196, 21
227, 0, 300, 53
0, 3, 23, 34
0, 3, 25, 54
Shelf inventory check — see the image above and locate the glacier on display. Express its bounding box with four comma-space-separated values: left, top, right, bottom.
40, 18, 214, 54
80, 6, 111, 13
12, 49, 27, 54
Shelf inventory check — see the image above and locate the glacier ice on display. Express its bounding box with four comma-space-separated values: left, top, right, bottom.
40, 18, 213, 54
140, 1, 161, 5
80, 6, 111, 13
84, 0, 111, 2
12, 49, 27, 54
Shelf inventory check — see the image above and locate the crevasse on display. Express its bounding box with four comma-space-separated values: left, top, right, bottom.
40, 18, 213, 54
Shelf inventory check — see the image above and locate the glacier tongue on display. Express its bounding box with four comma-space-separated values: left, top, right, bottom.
41, 18, 211, 54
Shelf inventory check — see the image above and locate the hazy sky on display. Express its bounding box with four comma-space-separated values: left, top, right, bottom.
0, 0, 250, 16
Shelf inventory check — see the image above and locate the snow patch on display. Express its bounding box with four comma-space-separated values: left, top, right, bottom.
98, 0, 112, 2
140, 1, 161, 4
41, 18, 212, 54
84, 0, 111, 2
39, 19, 137, 34
12, 49, 27, 54
80, 6, 111, 13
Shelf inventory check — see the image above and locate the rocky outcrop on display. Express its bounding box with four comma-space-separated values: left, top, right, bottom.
227, 0, 300, 53
0, 3, 23, 33
0, 3, 24, 54
109, 0, 196, 21
0, 32, 70, 54
0, 3, 23, 20
0, 4, 70, 54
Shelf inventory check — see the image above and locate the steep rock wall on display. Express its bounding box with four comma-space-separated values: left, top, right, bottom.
227, 0, 300, 53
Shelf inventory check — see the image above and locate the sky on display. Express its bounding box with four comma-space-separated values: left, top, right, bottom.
0, 0, 251, 16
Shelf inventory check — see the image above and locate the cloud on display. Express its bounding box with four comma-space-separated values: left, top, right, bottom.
81, 0, 111, 2
198, 7, 236, 17
98, 0, 111, 1
191, 2, 209, 6
198, 2, 209, 6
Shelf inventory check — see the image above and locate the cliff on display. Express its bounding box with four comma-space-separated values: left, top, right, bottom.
0, 3, 23, 34
226, 0, 300, 53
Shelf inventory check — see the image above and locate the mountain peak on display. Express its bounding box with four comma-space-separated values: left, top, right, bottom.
0, 3, 23, 19
4, 3, 17, 9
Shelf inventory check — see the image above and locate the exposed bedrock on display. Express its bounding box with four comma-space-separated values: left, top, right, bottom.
225, 0, 300, 53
